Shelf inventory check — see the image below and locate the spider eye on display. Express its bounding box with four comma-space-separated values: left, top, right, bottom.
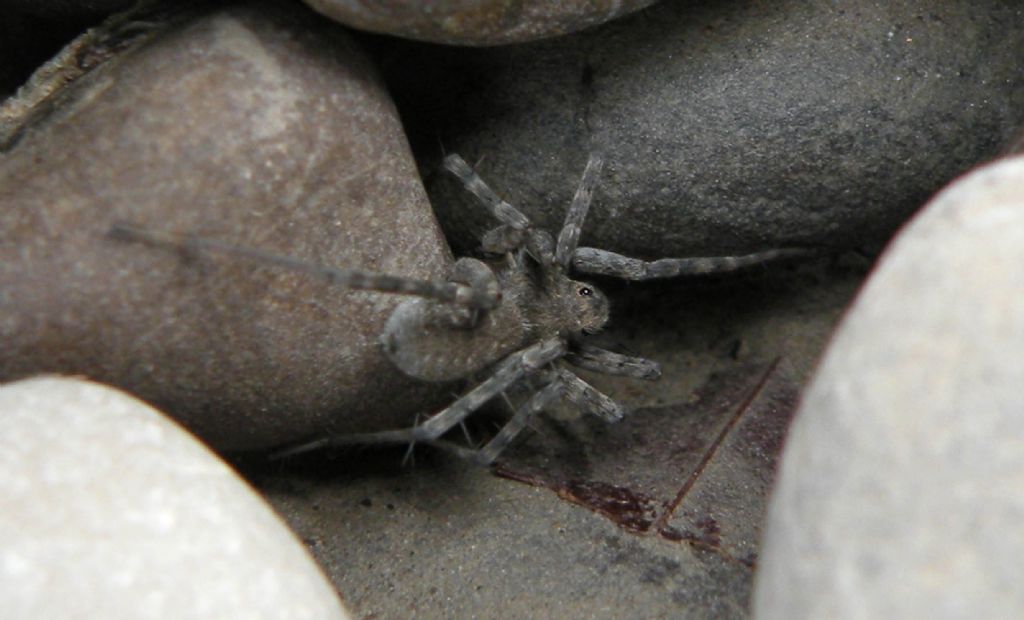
578, 286, 593, 297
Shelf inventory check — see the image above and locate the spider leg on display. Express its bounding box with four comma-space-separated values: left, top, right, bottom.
269, 426, 484, 463
458, 420, 474, 445
109, 222, 497, 310
443, 153, 531, 232
555, 368, 627, 422
444, 153, 563, 267
555, 155, 604, 271
269, 428, 420, 460
481, 224, 526, 254
445, 257, 502, 322
270, 361, 625, 465
412, 336, 568, 441
474, 379, 563, 465
401, 439, 417, 467
281, 346, 539, 459
571, 246, 812, 280
566, 342, 662, 380
400, 411, 427, 466
525, 229, 559, 266
310, 375, 574, 465
481, 222, 556, 268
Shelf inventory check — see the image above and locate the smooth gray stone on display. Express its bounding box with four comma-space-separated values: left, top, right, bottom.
0, 1, 451, 450
394, 1, 1024, 258
754, 156, 1024, 618
302, 0, 657, 45
0, 376, 349, 620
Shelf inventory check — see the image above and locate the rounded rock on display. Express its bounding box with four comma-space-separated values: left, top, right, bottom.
398, 0, 1024, 257
753, 156, 1024, 618
0, 376, 349, 620
301, 0, 657, 46
0, 1, 451, 450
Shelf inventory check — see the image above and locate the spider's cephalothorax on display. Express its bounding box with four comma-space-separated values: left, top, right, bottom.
381, 230, 612, 385
549, 278, 611, 336
112, 153, 806, 464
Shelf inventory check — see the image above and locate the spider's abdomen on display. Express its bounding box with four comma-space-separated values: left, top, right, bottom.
381, 297, 528, 383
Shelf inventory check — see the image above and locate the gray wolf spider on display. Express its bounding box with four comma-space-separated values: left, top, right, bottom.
112, 154, 803, 464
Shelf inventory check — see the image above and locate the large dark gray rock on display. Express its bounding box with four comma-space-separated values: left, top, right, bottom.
302, 0, 657, 45
0, 1, 451, 450
0, 376, 350, 619
753, 156, 1024, 618
388, 1, 1024, 258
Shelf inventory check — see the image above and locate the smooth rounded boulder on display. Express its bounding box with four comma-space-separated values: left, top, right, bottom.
0, 1, 451, 450
301, 0, 658, 45
754, 155, 1024, 618
0, 376, 350, 619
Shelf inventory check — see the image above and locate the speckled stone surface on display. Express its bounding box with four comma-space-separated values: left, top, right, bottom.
0, 376, 349, 619
377, 0, 1024, 258
755, 156, 1024, 618
302, 0, 657, 45
0, 1, 451, 450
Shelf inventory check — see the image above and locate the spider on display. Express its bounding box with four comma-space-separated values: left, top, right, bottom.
112, 154, 803, 464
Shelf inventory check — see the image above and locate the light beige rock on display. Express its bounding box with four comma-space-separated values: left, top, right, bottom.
754, 156, 1024, 619
0, 376, 350, 620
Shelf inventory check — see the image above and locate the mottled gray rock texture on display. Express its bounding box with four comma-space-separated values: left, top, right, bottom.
386, 0, 1024, 257
754, 156, 1024, 619
0, 1, 451, 450
0, 376, 349, 620
302, 0, 657, 45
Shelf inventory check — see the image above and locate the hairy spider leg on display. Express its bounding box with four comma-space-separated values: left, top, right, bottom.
443, 153, 809, 282
554, 368, 627, 422
571, 246, 812, 281
480, 224, 524, 254
442, 154, 530, 231
472, 364, 643, 461
272, 341, 570, 463
474, 379, 563, 465
447, 257, 501, 317
412, 336, 568, 441
270, 428, 420, 460
555, 155, 603, 272
443, 153, 561, 265
273, 354, 653, 464
564, 341, 662, 380
470, 362, 645, 464
109, 222, 499, 310
269, 425, 483, 462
